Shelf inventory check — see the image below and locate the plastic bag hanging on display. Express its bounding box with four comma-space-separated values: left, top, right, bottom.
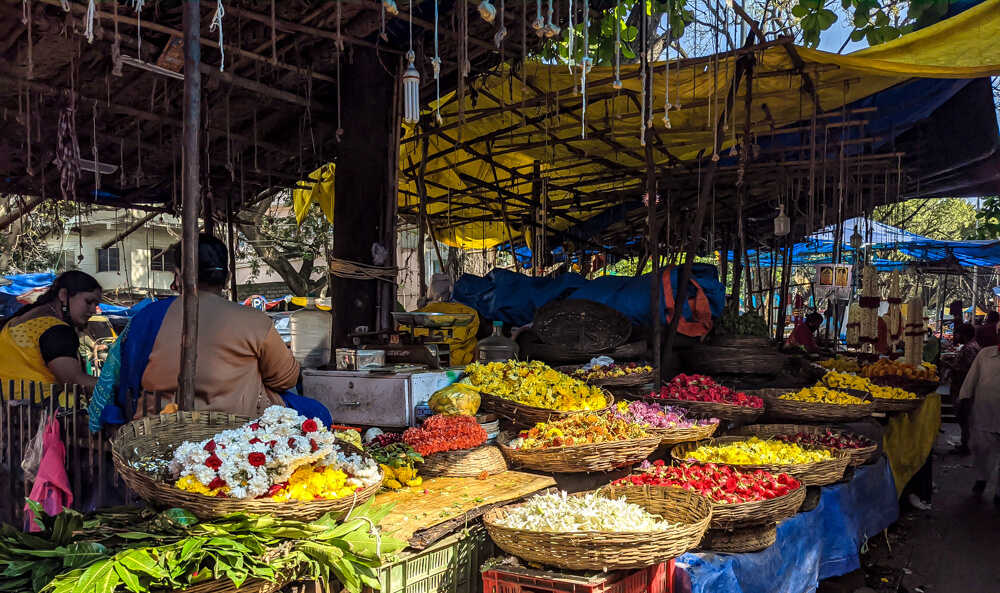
84, 0, 97, 43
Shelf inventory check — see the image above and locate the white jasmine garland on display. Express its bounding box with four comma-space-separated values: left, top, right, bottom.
168, 405, 381, 500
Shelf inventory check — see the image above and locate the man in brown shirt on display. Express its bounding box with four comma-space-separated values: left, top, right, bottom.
975, 311, 999, 348
142, 235, 300, 418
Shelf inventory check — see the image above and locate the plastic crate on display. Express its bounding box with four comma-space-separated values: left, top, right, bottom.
379, 524, 490, 593
482, 561, 674, 593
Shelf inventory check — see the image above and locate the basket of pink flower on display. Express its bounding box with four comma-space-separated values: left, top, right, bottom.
112, 407, 383, 520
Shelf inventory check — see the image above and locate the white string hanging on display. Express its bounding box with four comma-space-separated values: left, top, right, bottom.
210, 0, 225, 71
92, 103, 101, 191
532, 0, 544, 31
111, 1, 123, 76
84, 0, 97, 44
662, 34, 671, 129
21, 0, 28, 24
567, 0, 575, 65
494, 0, 506, 46
544, 0, 559, 37
580, 0, 590, 138
612, 0, 621, 89
402, 0, 420, 124
639, 0, 646, 146
432, 0, 442, 123
132, 0, 146, 57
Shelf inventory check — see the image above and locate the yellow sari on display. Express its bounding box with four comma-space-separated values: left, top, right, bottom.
0, 316, 66, 400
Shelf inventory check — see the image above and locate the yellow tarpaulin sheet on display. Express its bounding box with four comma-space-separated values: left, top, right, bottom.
882, 392, 942, 497
298, 0, 1000, 248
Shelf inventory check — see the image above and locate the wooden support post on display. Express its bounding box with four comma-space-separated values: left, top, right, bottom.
731, 230, 744, 313
646, 133, 661, 388
330, 47, 396, 346
178, 0, 202, 411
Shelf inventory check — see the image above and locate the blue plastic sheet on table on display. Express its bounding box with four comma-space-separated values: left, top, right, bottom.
451, 265, 725, 328
676, 457, 898, 593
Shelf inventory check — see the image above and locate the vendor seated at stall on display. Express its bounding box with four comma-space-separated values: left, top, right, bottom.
88, 234, 331, 431
786, 312, 824, 354
0, 271, 102, 399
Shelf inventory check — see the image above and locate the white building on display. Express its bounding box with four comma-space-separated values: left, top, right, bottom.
52, 210, 181, 299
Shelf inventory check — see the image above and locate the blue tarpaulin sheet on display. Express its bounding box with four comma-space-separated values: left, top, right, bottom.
676, 458, 898, 593
0, 272, 56, 317
452, 265, 725, 327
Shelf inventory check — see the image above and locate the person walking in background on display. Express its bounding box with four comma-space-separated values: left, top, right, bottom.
959, 336, 1000, 508
945, 324, 981, 455
976, 311, 999, 348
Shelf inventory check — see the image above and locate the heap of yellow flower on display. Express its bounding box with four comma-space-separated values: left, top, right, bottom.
686, 437, 833, 465
463, 361, 607, 411
512, 413, 648, 449
780, 386, 871, 405
176, 475, 228, 497
820, 372, 917, 400
820, 357, 861, 373
380, 464, 423, 490
271, 466, 354, 502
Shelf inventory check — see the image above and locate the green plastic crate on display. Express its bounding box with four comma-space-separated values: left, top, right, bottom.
379, 524, 490, 593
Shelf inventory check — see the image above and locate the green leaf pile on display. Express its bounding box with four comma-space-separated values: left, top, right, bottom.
1, 498, 404, 593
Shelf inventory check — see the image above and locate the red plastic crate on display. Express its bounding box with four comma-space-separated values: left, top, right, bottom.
483, 561, 674, 593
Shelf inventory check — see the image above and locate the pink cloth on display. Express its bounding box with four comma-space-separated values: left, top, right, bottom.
24, 418, 73, 531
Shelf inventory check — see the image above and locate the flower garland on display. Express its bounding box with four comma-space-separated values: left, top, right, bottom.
169, 406, 381, 500
402, 415, 487, 457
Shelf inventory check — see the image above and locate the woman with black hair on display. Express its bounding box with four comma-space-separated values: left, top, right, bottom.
89, 234, 303, 429
0, 271, 102, 397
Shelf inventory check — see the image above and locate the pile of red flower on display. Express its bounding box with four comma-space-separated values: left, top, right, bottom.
652, 374, 763, 408
776, 431, 874, 450
403, 415, 487, 457
614, 461, 801, 504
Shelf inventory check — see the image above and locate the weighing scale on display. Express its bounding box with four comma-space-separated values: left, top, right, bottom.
302, 312, 474, 428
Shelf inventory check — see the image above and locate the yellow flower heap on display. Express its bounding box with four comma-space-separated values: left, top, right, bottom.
687, 437, 832, 465
513, 413, 648, 449
464, 361, 607, 411
820, 357, 860, 373
379, 464, 422, 490
780, 386, 870, 405
821, 371, 917, 400
271, 466, 354, 502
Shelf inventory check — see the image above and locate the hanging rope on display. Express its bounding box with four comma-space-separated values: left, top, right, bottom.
210, 0, 225, 71
55, 89, 81, 201
111, 2, 123, 76
132, 0, 145, 57
567, 0, 574, 63
336, 0, 343, 141
328, 257, 398, 282
494, 0, 506, 46
612, 0, 621, 89
92, 102, 100, 191
84, 0, 97, 43
432, 0, 442, 123
580, 0, 590, 139
662, 33, 671, 129
25, 0, 34, 81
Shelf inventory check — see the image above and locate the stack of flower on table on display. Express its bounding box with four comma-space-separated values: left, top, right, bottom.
365, 432, 424, 490
402, 414, 487, 455
506, 413, 647, 449
779, 386, 870, 406
681, 437, 832, 465
570, 363, 654, 381
648, 374, 763, 422
617, 461, 803, 505
822, 371, 919, 401
170, 406, 381, 501
463, 360, 609, 412
611, 400, 720, 444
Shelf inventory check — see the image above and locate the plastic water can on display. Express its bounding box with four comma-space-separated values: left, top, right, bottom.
289, 297, 332, 369
476, 321, 519, 362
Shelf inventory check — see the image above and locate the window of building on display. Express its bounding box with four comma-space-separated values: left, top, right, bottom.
97, 247, 120, 273
150, 248, 171, 272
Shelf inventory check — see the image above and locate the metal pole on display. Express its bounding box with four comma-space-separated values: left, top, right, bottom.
178, 0, 201, 410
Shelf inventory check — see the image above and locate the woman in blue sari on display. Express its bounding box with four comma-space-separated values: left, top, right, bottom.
88, 235, 331, 431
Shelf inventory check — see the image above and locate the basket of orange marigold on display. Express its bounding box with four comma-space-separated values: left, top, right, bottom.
497, 413, 661, 473
403, 415, 506, 478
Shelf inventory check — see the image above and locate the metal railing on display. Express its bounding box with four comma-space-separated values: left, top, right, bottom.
0, 381, 168, 526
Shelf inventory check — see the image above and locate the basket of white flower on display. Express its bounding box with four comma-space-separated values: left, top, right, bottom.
112, 408, 383, 520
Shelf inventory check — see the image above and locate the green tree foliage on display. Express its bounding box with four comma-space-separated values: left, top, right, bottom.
872, 198, 977, 241
971, 196, 1000, 239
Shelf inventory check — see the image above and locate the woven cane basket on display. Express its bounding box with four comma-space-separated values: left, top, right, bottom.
419, 445, 508, 478
871, 396, 924, 413
112, 411, 383, 520
477, 391, 615, 427
483, 487, 712, 570
750, 389, 875, 422
731, 424, 879, 467
496, 431, 661, 473
642, 397, 764, 423
698, 522, 778, 553
601, 482, 805, 530
646, 422, 720, 446
671, 437, 850, 486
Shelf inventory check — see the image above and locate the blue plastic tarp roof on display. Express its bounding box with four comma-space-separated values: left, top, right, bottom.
737, 217, 1000, 270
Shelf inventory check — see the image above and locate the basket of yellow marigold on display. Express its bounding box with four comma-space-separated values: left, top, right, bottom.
462, 361, 615, 427
497, 413, 661, 473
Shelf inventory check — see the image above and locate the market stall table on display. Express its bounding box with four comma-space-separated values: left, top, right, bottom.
374, 471, 555, 548
676, 457, 898, 593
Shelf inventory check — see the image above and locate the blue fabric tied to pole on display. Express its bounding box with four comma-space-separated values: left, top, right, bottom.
675, 458, 899, 593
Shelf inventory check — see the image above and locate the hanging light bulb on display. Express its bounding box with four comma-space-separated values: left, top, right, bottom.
774, 205, 790, 237
403, 52, 420, 125
850, 228, 864, 249
478, 0, 496, 23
